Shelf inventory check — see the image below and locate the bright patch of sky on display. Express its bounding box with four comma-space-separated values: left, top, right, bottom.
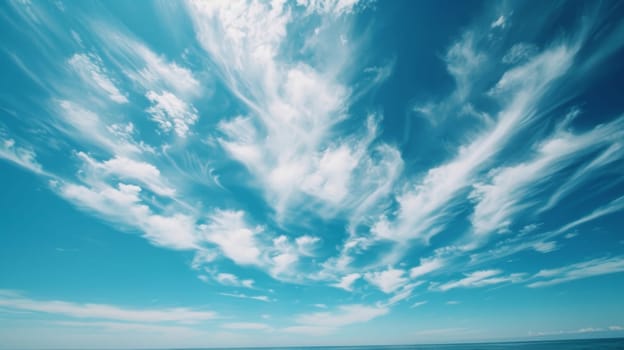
1, 0, 624, 348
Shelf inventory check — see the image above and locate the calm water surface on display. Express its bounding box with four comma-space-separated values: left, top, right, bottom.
192, 338, 624, 350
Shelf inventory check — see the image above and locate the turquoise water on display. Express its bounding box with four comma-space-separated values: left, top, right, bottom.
199, 338, 624, 350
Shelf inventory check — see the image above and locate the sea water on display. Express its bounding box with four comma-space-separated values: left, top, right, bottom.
198, 338, 624, 350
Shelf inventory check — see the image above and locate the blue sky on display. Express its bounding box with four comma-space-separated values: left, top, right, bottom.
1, 0, 624, 348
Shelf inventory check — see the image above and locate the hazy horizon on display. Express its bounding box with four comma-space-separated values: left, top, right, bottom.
1, 0, 624, 348
2, 336, 624, 350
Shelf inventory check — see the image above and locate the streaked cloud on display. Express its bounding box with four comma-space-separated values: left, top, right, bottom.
56, 177, 197, 250
221, 322, 271, 330
54, 101, 144, 156
371, 41, 579, 245
1, 1, 624, 346
410, 257, 445, 279
288, 303, 388, 334
76, 152, 175, 197
297, 0, 364, 16
189, 1, 401, 223
433, 270, 524, 291
68, 53, 128, 104
528, 256, 624, 288
215, 273, 255, 289
0, 291, 216, 323
331, 273, 361, 291
470, 115, 624, 237
219, 292, 272, 303
411, 301, 428, 308
0, 135, 44, 174
529, 325, 624, 337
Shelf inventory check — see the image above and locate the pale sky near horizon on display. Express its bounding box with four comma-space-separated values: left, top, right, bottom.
1, 0, 624, 348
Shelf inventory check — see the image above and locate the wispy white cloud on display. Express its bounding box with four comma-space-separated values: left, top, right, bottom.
371, 42, 578, 244
191, 250, 218, 270
384, 282, 423, 306
490, 15, 506, 29
529, 325, 624, 337
80, 25, 201, 140
76, 152, 175, 198
4, 50, 50, 92
146, 90, 198, 138
3, 1, 624, 332
445, 32, 485, 101
214, 273, 255, 289
543, 142, 624, 213
411, 301, 428, 308
92, 27, 200, 98
286, 303, 388, 334
183, 1, 403, 284
528, 256, 624, 288
282, 325, 334, 336
269, 235, 302, 278
51, 23, 202, 152
554, 195, 624, 235
364, 267, 408, 294
54, 101, 144, 156
502, 43, 538, 64
410, 257, 445, 279
188, 1, 400, 223
331, 273, 361, 291
219, 292, 271, 303
2, 318, 253, 350
131, 47, 200, 98
0, 135, 44, 174
470, 114, 624, 236
198, 212, 323, 280
54, 320, 203, 335
6, 0, 396, 293
468, 195, 624, 266
295, 235, 321, 257
221, 322, 271, 331
533, 241, 558, 253
199, 210, 263, 266
297, 0, 364, 16
57, 181, 197, 250
433, 270, 524, 291
68, 53, 128, 104
0, 292, 216, 323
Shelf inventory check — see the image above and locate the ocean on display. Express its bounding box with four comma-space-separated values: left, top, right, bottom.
201, 338, 624, 350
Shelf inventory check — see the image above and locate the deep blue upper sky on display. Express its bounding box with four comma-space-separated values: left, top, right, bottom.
1, 0, 624, 348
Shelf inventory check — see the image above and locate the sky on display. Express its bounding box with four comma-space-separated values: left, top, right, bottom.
1, 0, 624, 348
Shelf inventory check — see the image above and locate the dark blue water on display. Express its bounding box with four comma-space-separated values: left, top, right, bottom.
195, 338, 624, 350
